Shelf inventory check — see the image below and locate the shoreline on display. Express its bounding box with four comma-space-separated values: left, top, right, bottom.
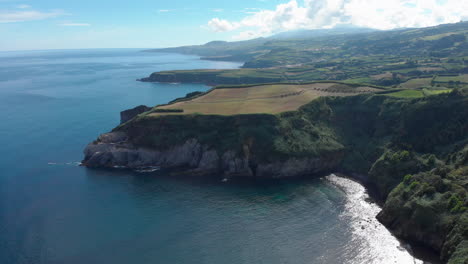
330, 173, 443, 264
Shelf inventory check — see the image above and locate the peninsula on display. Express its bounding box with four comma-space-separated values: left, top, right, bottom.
83, 22, 468, 263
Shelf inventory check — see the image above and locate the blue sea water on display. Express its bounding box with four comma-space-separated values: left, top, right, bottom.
0, 49, 422, 264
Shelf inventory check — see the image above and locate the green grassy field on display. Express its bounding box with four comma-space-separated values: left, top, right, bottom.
422, 88, 452, 96
150, 83, 379, 116
384, 88, 452, 98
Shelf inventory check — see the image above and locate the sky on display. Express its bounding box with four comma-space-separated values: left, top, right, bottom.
0, 0, 467, 51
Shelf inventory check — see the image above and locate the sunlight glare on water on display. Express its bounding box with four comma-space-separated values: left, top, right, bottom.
326, 174, 422, 264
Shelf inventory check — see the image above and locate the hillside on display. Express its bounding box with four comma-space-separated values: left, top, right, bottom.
141, 22, 468, 88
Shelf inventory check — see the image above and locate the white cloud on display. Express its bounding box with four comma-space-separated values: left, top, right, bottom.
0, 9, 65, 23
208, 18, 240, 32
61, 23, 90, 26
158, 9, 170, 13
212, 8, 223, 12
207, 0, 468, 40
16, 4, 31, 9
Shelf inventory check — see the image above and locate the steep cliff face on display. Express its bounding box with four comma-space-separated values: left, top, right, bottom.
120, 105, 151, 124
83, 132, 343, 177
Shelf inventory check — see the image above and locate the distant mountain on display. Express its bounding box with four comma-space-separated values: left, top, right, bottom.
144, 21, 468, 67
144, 37, 268, 62
144, 27, 379, 62
268, 26, 377, 40
145, 27, 377, 56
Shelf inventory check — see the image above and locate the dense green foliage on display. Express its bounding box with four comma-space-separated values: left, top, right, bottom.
118, 114, 284, 161
378, 147, 467, 264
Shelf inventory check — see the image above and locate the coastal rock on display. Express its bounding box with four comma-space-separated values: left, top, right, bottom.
120, 105, 152, 124
83, 135, 203, 169
82, 133, 342, 177
377, 209, 445, 252
221, 151, 253, 177
97, 131, 127, 143
256, 155, 340, 178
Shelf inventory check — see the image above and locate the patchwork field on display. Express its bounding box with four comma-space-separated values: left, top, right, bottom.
150, 83, 380, 116
434, 74, 468, 83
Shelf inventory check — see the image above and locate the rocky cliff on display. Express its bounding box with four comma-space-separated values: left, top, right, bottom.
120, 105, 151, 124
83, 132, 342, 178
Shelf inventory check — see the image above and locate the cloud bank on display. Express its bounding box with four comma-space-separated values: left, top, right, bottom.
0, 9, 65, 23
208, 0, 468, 40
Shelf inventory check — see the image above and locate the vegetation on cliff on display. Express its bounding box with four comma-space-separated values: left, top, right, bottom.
377, 147, 467, 264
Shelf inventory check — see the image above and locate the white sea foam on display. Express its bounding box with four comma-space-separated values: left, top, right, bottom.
325, 174, 424, 264
135, 166, 160, 173
47, 161, 81, 166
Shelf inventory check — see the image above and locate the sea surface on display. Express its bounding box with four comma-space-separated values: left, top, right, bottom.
0, 49, 423, 264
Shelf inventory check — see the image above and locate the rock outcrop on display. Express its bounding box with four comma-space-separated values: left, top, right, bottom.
82, 132, 342, 178
120, 105, 151, 124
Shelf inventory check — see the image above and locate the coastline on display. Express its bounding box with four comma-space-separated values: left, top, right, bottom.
331, 173, 443, 263
82, 53, 467, 263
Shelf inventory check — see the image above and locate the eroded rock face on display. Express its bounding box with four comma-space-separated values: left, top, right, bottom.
82, 132, 342, 178
256, 156, 341, 178
83, 134, 203, 169
376, 208, 445, 253
120, 105, 152, 124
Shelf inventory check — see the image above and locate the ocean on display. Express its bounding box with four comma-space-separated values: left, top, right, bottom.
0, 49, 423, 264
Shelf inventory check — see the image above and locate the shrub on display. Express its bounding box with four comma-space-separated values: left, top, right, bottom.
152, 109, 184, 113
449, 195, 466, 214
410, 181, 420, 190
403, 174, 413, 184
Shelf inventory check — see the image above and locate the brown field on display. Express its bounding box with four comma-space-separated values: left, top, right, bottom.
149, 83, 380, 116
370, 72, 392, 80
